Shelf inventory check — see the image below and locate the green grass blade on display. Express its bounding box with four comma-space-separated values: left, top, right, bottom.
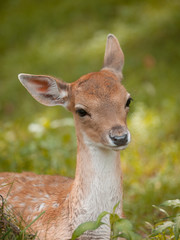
113, 202, 120, 214
1, 228, 12, 239
22, 211, 45, 233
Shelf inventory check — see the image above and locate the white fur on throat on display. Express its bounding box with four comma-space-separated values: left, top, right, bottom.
69, 133, 123, 236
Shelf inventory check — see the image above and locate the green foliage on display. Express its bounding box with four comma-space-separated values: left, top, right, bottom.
71, 202, 141, 240
161, 200, 180, 209
109, 203, 141, 240
71, 201, 180, 239
148, 200, 180, 240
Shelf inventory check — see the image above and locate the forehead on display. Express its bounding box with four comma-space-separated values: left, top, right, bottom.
72, 70, 127, 106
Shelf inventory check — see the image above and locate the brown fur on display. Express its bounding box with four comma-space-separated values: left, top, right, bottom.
0, 172, 72, 220
71, 70, 128, 145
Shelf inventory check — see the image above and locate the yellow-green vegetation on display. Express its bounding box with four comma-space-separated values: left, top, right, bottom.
0, 0, 179, 238
71, 200, 180, 239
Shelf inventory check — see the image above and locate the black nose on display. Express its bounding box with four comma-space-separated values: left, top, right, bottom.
109, 133, 128, 146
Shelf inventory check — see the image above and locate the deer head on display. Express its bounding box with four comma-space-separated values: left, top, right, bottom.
18, 34, 132, 151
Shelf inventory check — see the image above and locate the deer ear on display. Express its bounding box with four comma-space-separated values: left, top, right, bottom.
102, 34, 124, 79
18, 74, 69, 108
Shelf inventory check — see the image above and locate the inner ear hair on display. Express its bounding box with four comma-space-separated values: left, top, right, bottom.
18, 73, 69, 107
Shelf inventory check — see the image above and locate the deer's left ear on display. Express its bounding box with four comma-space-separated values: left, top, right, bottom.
102, 34, 124, 79
18, 74, 69, 108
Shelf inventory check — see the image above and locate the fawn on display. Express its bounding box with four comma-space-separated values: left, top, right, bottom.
0, 34, 132, 239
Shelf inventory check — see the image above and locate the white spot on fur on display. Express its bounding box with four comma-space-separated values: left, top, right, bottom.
1, 182, 7, 186
50, 183, 58, 187
33, 215, 38, 220
52, 202, 59, 208
25, 195, 32, 199
38, 203, 45, 211
32, 183, 44, 187
14, 196, 19, 201
44, 194, 49, 199
66, 193, 69, 200
40, 198, 46, 202
32, 198, 39, 202
19, 202, 25, 207
17, 186, 22, 191
26, 177, 34, 181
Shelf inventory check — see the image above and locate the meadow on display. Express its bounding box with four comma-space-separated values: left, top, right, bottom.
0, 0, 180, 238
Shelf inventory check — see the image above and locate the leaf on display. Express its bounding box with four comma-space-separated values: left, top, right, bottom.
71, 211, 108, 240
110, 201, 121, 233
111, 218, 133, 239
113, 201, 120, 214
152, 204, 169, 217
150, 221, 174, 237
71, 221, 104, 240
161, 199, 180, 208
115, 218, 133, 232
96, 211, 109, 225
145, 221, 154, 230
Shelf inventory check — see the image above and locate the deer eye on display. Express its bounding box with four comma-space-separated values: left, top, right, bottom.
125, 97, 133, 108
76, 108, 88, 117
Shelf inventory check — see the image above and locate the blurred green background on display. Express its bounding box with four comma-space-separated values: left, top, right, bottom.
0, 0, 180, 234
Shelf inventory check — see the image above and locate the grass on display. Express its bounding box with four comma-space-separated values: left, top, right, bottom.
0, 0, 180, 238
0, 194, 38, 239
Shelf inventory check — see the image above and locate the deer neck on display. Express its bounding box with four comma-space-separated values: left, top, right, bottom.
69, 131, 123, 226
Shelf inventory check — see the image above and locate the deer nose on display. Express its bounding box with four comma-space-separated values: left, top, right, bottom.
109, 133, 128, 146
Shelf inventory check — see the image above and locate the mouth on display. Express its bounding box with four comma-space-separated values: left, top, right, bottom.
103, 141, 130, 151
109, 143, 129, 151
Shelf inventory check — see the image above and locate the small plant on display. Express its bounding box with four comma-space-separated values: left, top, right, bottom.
71, 200, 180, 240
148, 199, 180, 240
71, 202, 141, 240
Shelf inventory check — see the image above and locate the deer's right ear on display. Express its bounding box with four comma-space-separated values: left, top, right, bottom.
102, 34, 124, 79
18, 74, 70, 108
